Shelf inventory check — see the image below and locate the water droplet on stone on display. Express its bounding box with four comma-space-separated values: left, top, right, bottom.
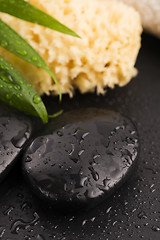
0, 113, 32, 183
91, 217, 96, 222
25, 156, 32, 163
106, 206, 112, 214
82, 219, 87, 226
11, 127, 31, 148
152, 225, 160, 232
137, 211, 147, 219
35, 234, 45, 240
3, 206, 14, 215
57, 131, 63, 137
10, 212, 39, 234
23, 109, 139, 210
21, 201, 32, 210
0, 226, 5, 238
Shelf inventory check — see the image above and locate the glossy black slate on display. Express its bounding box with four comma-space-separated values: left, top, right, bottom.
0, 34, 160, 240
0, 104, 32, 182
23, 109, 138, 210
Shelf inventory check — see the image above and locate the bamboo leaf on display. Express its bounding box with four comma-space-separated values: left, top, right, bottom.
0, 0, 80, 38
0, 56, 48, 124
0, 19, 61, 100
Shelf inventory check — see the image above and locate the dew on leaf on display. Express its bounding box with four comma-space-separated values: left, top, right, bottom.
33, 94, 42, 104
6, 93, 12, 100
14, 85, 21, 91
32, 57, 38, 62
1, 40, 8, 47
16, 49, 28, 56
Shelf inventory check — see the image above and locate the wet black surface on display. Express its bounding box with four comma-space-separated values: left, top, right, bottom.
0, 33, 160, 239
23, 109, 138, 210
0, 104, 32, 183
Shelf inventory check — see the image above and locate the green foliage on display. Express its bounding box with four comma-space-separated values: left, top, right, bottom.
0, 0, 79, 121
0, 56, 48, 123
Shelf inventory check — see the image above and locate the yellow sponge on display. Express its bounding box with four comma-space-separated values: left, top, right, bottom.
0, 0, 142, 96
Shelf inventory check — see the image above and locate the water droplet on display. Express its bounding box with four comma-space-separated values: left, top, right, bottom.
69, 216, 75, 221
135, 225, 141, 229
21, 201, 32, 210
33, 94, 42, 104
131, 208, 137, 213
0, 226, 5, 238
27, 83, 31, 88
3, 206, 14, 215
137, 211, 147, 219
12, 128, 30, 148
25, 156, 32, 163
19, 80, 24, 85
57, 131, 63, 137
89, 166, 99, 181
36, 234, 45, 240
152, 225, 160, 232
1, 40, 8, 47
106, 206, 112, 214
17, 193, 24, 198
82, 219, 87, 226
8, 85, 13, 89
0, 65, 6, 70
91, 217, 96, 222
78, 149, 84, 157
0, 71, 13, 83
16, 93, 22, 99
6, 93, 12, 100
32, 57, 38, 62
10, 212, 39, 234
80, 176, 88, 187
69, 143, 80, 163
17, 49, 27, 56
14, 85, 21, 90
24, 235, 31, 240
73, 128, 90, 143
113, 221, 117, 226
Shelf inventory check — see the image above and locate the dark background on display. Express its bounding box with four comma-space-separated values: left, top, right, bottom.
0, 33, 160, 240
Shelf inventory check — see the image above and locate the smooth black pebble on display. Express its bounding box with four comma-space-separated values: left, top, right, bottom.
0, 103, 32, 182
23, 109, 139, 210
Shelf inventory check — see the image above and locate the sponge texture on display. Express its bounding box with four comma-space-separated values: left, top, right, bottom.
0, 0, 142, 96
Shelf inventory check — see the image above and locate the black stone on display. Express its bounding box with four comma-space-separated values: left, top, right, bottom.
22, 109, 139, 210
0, 103, 32, 182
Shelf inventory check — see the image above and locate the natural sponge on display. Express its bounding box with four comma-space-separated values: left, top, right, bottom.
0, 0, 142, 97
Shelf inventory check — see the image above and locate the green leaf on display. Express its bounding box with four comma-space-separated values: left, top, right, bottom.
0, 19, 62, 100
0, 56, 48, 124
0, 0, 80, 38
48, 109, 64, 119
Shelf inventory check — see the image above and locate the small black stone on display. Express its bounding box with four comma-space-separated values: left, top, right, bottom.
0, 103, 32, 182
22, 109, 139, 210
